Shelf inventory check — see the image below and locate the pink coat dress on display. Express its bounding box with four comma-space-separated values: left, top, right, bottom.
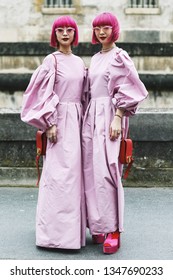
82, 47, 148, 235
21, 51, 87, 249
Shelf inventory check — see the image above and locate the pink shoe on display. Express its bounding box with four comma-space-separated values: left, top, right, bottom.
103, 231, 120, 254
92, 234, 105, 244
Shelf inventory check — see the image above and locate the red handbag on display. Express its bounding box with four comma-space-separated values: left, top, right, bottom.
119, 131, 134, 179
36, 130, 47, 186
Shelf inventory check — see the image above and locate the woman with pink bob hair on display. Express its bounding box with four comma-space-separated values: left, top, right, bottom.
21, 16, 87, 250
82, 12, 148, 254
50, 15, 79, 47
91, 12, 120, 44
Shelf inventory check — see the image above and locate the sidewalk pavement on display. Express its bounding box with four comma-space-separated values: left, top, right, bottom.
0, 187, 173, 260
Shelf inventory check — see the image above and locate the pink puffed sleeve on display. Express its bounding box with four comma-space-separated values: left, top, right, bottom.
108, 49, 148, 116
21, 54, 59, 130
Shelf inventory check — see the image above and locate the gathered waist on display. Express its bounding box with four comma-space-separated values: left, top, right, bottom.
91, 96, 111, 100
59, 101, 81, 105
90, 96, 112, 104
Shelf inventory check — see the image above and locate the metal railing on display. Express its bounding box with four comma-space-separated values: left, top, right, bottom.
44, 0, 73, 8
128, 0, 159, 8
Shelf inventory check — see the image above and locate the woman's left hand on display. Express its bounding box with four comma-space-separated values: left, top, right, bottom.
109, 115, 122, 141
46, 124, 57, 143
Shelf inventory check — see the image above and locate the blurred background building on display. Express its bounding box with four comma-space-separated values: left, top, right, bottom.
0, 0, 172, 43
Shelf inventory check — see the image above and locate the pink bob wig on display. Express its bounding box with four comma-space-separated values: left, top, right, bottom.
92, 12, 120, 44
50, 16, 79, 48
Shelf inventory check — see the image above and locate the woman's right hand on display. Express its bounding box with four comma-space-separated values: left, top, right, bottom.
46, 125, 57, 143
109, 116, 122, 141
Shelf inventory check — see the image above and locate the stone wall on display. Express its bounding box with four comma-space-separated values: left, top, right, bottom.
1, 109, 173, 187
0, 0, 173, 43
0, 42, 173, 110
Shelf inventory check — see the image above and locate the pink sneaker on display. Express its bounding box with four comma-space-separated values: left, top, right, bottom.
92, 234, 105, 244
103, 231, 120, 254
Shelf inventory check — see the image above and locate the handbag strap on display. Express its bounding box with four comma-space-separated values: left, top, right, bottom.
52, 53, 58, 83
36, 130, 44, 186
36, 156, 41, 187
121, 128, 130, 140
123, 159, 134, 179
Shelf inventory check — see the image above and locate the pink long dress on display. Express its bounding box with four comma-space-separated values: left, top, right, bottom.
82, 47, 148, 235
21, 51, 87, 249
